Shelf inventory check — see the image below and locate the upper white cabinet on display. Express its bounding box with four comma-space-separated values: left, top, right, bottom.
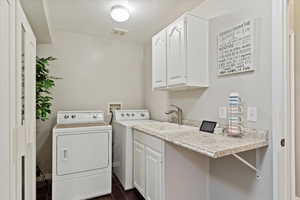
166, 18, 186, 86
152, 30, 167, 88
152, 13, 209, 90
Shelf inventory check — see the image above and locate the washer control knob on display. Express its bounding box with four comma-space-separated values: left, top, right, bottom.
93, 115, 97, 119
131, 113, 135, 117
71, 115, 76, 119
141, 113, 145, 117
121, 113, 125, 117
126, 113, 130, 117
64, 115, 69, 119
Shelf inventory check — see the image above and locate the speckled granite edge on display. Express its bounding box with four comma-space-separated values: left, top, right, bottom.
133, 122, 269, 159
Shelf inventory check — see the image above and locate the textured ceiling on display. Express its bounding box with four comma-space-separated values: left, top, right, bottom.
47, 0, 206, 43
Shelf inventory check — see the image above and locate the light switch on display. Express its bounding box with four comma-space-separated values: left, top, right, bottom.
219, 107, 227, 119
247, 107, 257, 122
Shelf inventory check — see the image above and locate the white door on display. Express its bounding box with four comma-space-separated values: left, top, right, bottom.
133, 140, 146, 196
0, 0, 14, 199
24, 34, 36, 200
56, 131, 109, 175
152, 30, 167, 89
145, 147, 162, 200
16, 2, 36, 200
167, 19, 186, 86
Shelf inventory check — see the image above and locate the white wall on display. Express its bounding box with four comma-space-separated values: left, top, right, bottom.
295, 0, 300, 196
143, 46, 170, 121
37, 31, 145, 173
144, 0, 273, 199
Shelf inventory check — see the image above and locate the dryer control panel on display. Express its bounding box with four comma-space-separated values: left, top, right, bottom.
57, 111, 105, 124
114, 110, 150, 121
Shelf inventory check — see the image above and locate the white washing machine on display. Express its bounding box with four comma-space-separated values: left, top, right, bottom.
52, 111, 112, 200
112, 110, 153, 190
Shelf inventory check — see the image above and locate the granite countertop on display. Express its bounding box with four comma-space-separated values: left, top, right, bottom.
133, 121, 269, 159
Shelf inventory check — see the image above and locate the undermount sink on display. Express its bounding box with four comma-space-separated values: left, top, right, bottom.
141, 122, 196, 133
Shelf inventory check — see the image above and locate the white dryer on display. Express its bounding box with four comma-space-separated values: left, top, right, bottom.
112, 110, 153, 190
52, 111, 112, 200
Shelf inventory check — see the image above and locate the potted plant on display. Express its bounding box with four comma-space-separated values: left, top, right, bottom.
36, 56, 59, 121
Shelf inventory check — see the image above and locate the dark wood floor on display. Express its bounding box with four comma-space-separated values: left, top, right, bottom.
91, 176, 144, 200
37, 175, 144, 200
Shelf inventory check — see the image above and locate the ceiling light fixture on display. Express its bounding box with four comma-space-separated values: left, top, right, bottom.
110, 5, 130, 22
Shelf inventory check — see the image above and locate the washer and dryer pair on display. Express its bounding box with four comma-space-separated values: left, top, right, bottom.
52, 111, 112, 200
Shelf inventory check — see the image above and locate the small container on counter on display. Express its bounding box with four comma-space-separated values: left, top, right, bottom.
227, 92, 244, 137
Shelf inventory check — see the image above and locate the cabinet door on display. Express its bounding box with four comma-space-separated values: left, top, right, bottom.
133, 140, 146, 196
167, 19, 186, 86
152, 30, 167, 89
145, 147, 162, 200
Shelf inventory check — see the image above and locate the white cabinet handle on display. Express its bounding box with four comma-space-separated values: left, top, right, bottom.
169, 26, 180, 37
170, 75, 181, 80
63, 148, 68, 161
155, 37, 161, 45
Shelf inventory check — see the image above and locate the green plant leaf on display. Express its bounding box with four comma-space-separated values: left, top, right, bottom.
36, 56, 59, 121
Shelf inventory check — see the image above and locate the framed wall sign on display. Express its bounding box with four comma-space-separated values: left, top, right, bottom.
217, 20, 256, 76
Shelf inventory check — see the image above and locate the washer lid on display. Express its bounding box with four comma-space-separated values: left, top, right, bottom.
114, 120, 155, 128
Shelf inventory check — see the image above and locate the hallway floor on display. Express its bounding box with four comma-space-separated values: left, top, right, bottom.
37, 175, 144, 200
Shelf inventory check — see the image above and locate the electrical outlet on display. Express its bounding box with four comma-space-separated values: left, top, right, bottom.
219, 107, 227, 119
247, 107, 257, 122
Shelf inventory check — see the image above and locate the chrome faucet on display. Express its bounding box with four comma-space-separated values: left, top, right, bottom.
165, 104, 183, 125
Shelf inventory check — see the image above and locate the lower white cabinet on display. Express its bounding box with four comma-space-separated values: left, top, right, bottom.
133, 130, 164, 200
133, 140, 146, 196
145, 147, 162, 200
133, 130, 210, 200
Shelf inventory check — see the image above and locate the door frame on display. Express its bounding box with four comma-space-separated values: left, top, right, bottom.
272, 0, 296, 200
0, 0, 17, 199
15, 1, 37, 200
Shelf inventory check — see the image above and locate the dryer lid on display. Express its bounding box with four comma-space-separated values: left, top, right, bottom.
56, 122, 107, 129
